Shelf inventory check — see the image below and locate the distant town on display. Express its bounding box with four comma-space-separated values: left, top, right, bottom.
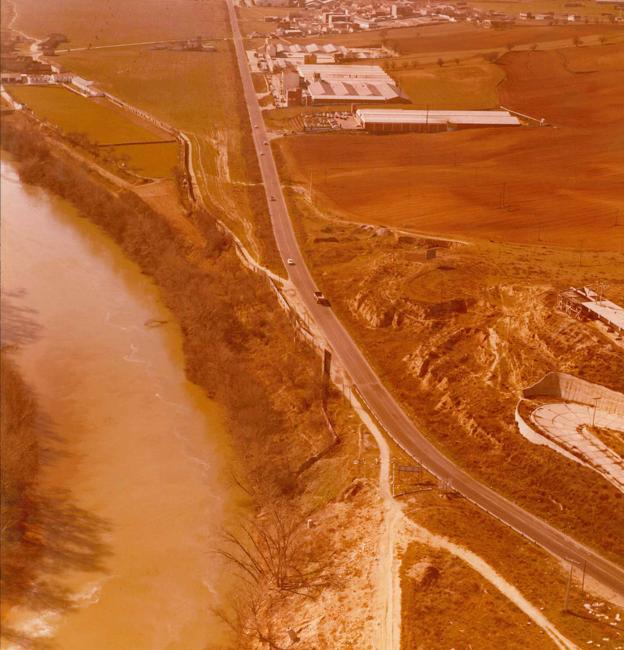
248, 0, 623, 39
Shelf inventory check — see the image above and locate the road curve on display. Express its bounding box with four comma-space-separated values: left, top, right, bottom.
225, 0, 624, 597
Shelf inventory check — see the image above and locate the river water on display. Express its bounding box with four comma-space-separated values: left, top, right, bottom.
1, 156, 236, 649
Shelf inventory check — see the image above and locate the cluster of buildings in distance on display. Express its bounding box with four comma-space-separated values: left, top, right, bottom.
253, 40, 386, 72
252, 0, 622, 35
149, 36, 217, 52
253, 3, 463, 36
1, 65, 103, 97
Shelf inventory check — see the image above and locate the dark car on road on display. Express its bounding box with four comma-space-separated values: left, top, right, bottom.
313, 290, 330, 306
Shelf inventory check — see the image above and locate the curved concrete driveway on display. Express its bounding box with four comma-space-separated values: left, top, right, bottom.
225, 0, 624, 597
531, 403, 624, 491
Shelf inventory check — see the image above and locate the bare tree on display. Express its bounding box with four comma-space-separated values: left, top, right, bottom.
219, 509, 332, 598
215, 590, 286, 650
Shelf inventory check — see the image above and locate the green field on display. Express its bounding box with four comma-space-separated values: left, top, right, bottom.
237, 6, 316, 37
108, 142, 179, 178
55, 44, 252, 178
8, 85, 178, 177
392, 61, 505, 109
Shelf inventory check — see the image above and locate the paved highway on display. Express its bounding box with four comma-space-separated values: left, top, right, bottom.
225, 0, 624, 597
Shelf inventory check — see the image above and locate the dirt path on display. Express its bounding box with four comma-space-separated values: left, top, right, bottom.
348, 393, 579, 650
400, 519, 579, 650
56, 40, 182, 53
346, 398, 403, 649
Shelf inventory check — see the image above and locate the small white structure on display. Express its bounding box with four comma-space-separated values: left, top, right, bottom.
1, 72, 24, 84
71, 76, 104, 97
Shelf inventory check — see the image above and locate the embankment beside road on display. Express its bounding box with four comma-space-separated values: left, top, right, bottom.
0, 111, 381, 647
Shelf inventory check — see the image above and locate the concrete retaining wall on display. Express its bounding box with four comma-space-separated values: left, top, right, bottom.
522, 372, 624, 416
516, 373, 624, 492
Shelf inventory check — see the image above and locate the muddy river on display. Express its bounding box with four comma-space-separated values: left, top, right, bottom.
1, 156, 236, 649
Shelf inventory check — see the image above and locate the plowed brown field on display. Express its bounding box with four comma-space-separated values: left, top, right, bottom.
277, 43, 624, 251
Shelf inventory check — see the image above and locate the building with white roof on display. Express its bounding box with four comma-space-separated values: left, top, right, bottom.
355, 108, 522, 132
297, 64, 407, 105
71, 76, 104, 97
298, 64, 393, 83
558, 287, 624, 335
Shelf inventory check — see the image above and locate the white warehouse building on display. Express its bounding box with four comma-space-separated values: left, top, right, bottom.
297, 64, 408, 105
355, 108, 522, 133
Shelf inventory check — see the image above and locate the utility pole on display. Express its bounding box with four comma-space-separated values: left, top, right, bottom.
578, 240, 583, 267
500, 182, 507, 209
321, 348, 331, 409
564, 561, 574, 611
591, 396, 601, 428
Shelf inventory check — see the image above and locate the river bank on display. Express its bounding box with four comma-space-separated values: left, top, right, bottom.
1, 151, 246, 648
1, 111, 383, 647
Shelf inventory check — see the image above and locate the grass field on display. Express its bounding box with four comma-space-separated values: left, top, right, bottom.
6, 85, 178, 177
109, 142, 179, 178
12, 0, 228, 47
392, 60, 505, 108
8, 86, 167, 144
236, 5, 314, 37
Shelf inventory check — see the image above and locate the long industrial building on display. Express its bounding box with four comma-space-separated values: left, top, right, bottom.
558, 287, 624, 335
355, 108, 522, 132
297, 64, 407, 105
